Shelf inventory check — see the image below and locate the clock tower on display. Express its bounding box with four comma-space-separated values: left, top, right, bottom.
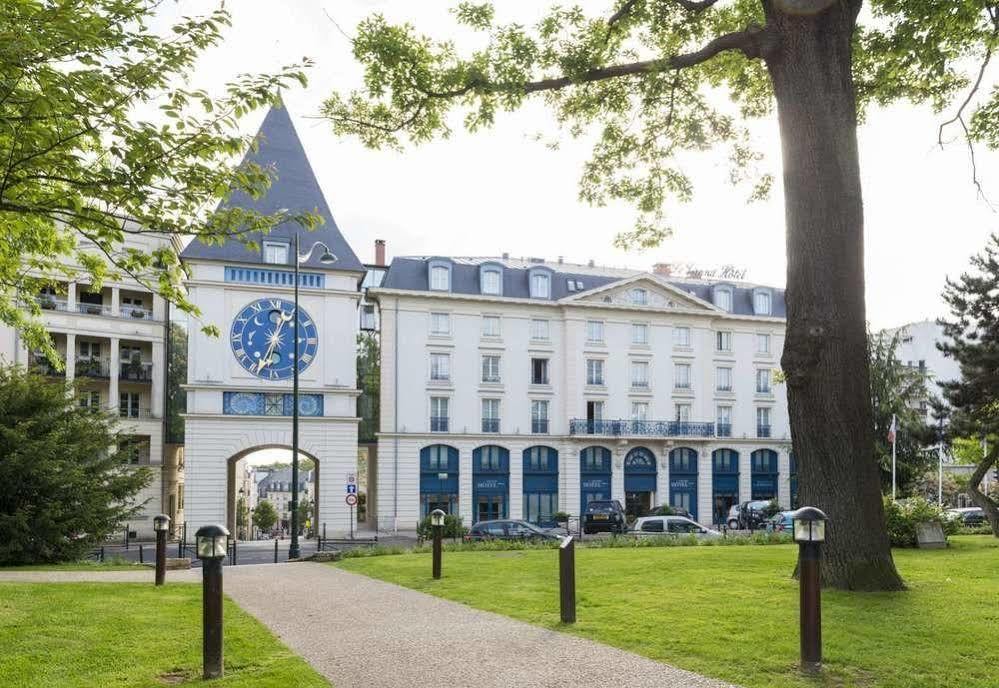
180, 103, 364, 537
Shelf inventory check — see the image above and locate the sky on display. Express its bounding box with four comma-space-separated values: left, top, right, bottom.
155, 0, 999, 332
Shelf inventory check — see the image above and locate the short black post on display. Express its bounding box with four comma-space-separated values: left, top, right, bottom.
430, 508, 445, 580
100, 545, 105, 563
195, 524, 229, 680
139, 543, 144, 564
232, 539, 237, 566
153, 514, 170, 586
792, 506, 828, 675
559, 536, 576, 624
323, 522, 327, 539
274, 538, 279, 564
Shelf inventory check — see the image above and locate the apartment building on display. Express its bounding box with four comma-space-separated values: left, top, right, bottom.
371, 256, 794, 531
0, 233, 182, 539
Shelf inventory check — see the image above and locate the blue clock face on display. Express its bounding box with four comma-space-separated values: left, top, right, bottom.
230, 298, 318, 380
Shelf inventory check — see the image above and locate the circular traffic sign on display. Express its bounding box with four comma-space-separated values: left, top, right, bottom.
345, 493, 358, 506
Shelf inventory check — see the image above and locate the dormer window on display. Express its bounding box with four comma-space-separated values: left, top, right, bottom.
713, 285, 733, 312
528, 268, 551, 299
429, 260, 451, 291
479, 264, 503, 295
263, 241, 289, 265
753, 288, 772, 316
630, 288, 648, 305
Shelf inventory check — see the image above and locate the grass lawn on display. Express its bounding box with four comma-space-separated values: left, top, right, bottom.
0, 561, 145, 572
0, 583, 329, 687
338, 535, 998, 688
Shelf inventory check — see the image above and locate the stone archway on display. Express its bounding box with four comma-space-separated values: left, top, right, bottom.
226, 445, 321, 539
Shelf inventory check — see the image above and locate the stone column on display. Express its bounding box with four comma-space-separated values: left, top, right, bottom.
778, 448, 792, 508
611, 443, 626, 504
657, 442, 671, 510
152, 293, 166, 321
508, 445, 523, 521
64, 333, 76, 383
110, 286, 120, 317
66, 282, 77, 313
739, 448, 752, 504
699, 446, 714, 527
458, 446, 473, 527
109, 337, 119, 414
151, 340, 165, 418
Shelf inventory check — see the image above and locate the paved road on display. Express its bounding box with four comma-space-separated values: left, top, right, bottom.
1, 563, 738, 688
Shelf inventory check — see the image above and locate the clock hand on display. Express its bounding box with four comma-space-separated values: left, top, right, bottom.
255, 308, 296, 373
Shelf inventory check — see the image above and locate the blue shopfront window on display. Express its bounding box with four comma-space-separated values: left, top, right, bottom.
420, 445, 459, 518
580, 446, 611, 515
712, 448, 740, 525
750, 449, 779, 501
668, 447, 698, 521
473, 445, 509, 523
523, 446, 558, 526
624, 447, 658, 518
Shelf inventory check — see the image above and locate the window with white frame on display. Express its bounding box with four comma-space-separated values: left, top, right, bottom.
674, 363, 691, 389
586, 320, 604, 343
754, 290, 772, 315
430, 312, 450, 335
716, 405, 732, 435
481, 269, 501, 295
78, 340, 101, 359
430, 265, 450, 291
716, 366, 733, 391
120, 392, 140, 418
531, 399, 550, 433
631, 402, 649, 421
79, 391, 100, 409
530, 273, 550, 299
756, 368, 772, 393
531, 357, 550, 385
675, 403, 691, 422
263, 241, 289, 264
630, 288, 648, 305
430, 353, 451, 381
481, 398, 500, 432
586, 359, 604, 386
715, 287, 733, 312
430, 397, 449, 431
631, 360, 650, 388
530, 318, 550, 340
756, 407, 772, 435
481, 355, 501, 383
632, 323, 649, 345
716, 331, 732, 352
673, 326, 691, 347
482, 315, 501, 337
756, 333, 771, 354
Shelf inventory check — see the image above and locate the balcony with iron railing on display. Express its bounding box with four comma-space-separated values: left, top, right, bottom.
119, 360, 154, 383
38, 296, 70, 312
75, 357, 111, 379
531, 419, 550, 434
569, 418, 717, 438
716, 422, 732, 437
757, 424, 772, 438
119, 406, 158, 420
481, 418, 500, 433
430, 416, 449, 432
120, 304, 154, 320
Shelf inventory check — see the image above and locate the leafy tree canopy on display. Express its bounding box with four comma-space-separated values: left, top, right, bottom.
324, 0, 999, 246
0, 366, 151, 565
1, 1, 315, 360
252, 500, 278, 533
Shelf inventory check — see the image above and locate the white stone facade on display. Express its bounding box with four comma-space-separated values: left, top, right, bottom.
373, 261, 795, 531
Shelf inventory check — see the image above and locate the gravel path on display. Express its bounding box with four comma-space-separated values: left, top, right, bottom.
1, 563, 737, 687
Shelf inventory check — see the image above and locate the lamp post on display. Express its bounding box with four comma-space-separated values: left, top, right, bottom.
792, 506, 828, 674
289, 234, 337, 560
195, 524, 230, 680
431, 508, 445, 579
152, 513, 170, 586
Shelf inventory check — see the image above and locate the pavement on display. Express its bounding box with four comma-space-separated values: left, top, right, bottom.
0, 563, 737, 688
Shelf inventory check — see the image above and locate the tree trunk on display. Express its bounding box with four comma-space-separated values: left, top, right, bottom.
966, 446, 999, 536
764, 0, 905, 590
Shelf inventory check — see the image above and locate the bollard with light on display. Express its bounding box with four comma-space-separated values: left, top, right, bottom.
195, 524, 229, 680
152, 513, 171, 586
430, 508, 445, 580
792, 506, 827, 674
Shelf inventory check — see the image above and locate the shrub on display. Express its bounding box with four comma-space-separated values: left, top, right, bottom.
415, 513, 467, 541
883, 496, 953, 547
552, 511, 570, 524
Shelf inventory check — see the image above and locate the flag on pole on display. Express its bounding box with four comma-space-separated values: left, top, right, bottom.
888, 414, 897, 444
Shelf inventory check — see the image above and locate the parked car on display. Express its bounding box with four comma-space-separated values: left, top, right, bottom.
645, 504, 693, 519
582, 499, 628, 534
632, 516, 720, 538
727, 500, 775, 530
769, 511, 795, 532
945, 507, 986, 526
465, 519, 564, 542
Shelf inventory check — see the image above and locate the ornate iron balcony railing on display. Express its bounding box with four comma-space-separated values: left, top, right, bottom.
569, 418, 716, 438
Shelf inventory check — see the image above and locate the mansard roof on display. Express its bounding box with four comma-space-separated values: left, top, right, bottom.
180, 103, 363, 272
378, 256, 786, 318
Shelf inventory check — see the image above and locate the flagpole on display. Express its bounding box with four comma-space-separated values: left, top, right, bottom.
890, 414, 897, 502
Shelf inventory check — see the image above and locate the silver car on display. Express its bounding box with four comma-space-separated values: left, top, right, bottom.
630, 515, 721, 538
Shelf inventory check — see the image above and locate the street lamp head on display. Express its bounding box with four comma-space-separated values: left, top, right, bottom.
430, 509, 446, 527
792, 506, 828, 543
153, 513, 171, 533
318, 247, 338, 265
195, 524, 230, 560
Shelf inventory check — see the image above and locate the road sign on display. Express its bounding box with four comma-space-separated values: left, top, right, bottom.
346, 483, 357, 494
346, 473, 356, 484
345, 493, 358, 507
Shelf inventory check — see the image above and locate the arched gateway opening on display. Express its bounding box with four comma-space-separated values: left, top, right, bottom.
226, 446, 321, 540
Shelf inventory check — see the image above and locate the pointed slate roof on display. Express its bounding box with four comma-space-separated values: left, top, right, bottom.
181, 103, 363, 272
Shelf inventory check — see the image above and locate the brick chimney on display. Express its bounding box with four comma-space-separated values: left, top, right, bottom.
374, 239, 386, 267
653, 262, 673, 276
